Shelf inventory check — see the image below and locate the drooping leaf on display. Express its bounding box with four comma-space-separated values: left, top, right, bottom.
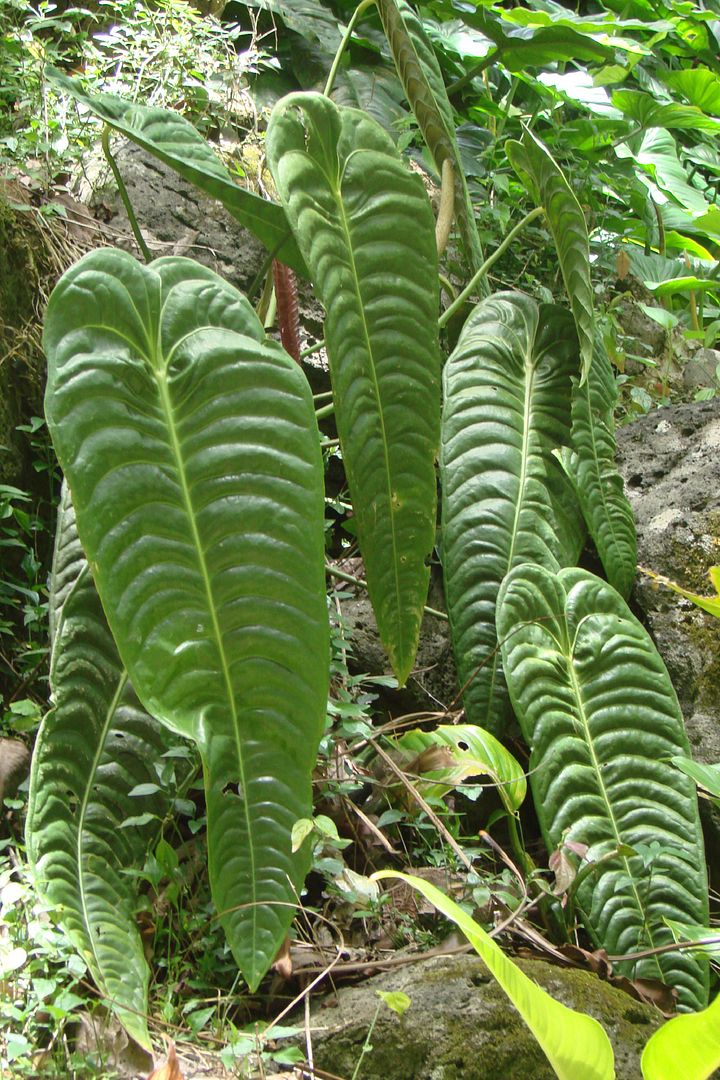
267, 92, 439, 685
664, 67, 720, 115
440, 292, 582, 735
640, 565, 720, 618
616, 128, 709, 215
391, 723, 526, 812
560, 341, 637, 598
506, 130, 594, 380
46, 68, 305, 275
27, 485, 172, 1050
664, 918, 720, 961
641, 992, 720, 1079
644, 276, 720, 298
448, 6, 616, 69
375, 0, 486, 279
43, 249, 329, 989
612, 89, 720, 133
373, 871, 616, 1080
672, 756, 720, 805
498, 564, 709, 1011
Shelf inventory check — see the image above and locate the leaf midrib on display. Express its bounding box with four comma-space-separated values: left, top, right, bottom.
153, 338, 258, 951
565, 613, 665, 983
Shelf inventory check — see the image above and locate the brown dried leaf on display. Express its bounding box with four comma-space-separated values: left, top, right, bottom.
147, 1042, 183, 1080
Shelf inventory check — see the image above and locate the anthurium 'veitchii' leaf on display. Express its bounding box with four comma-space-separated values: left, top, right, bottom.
498, 565, 709, 1011
560, 340, 636, 598
372, 871, 616, 1080
267, 92, 439, 685
440, 292, 582, 734
640, 565, 720, 618
391, 723, 526, 813
506, 130, 594, 381
375, 0, 486, 280
641, 992, 720, 1079
27, 483, 172, 1050
43, 249, 329, 990
46, 67, 305, 276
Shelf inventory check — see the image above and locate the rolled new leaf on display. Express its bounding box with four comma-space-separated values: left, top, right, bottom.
506, 130, 594, 381
375, 0, 486, 280
267, 92, 440, 685
373, 871, 616, 1080
44, 250, 329, 989
27, 484, 172, 1050
440, 292, 583, 734
47, 68, 305, 276
498, 564, 709, 1011
560, 340, 637, 598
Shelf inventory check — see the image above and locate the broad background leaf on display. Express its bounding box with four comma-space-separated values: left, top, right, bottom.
267, 92, 439, 685
440, 292, 582, 734
498, 564, 709, 1011
43, 250, 329, 989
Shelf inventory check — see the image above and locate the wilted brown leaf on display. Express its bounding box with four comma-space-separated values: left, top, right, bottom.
147, 1042, 184, 1080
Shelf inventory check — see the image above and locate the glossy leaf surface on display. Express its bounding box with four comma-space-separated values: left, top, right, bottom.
392, 723, 526, 812
267, 92, 439, 684
47, 68, 304, 275
506, 130, 594, 380
560, 341, 637, 598
27, 485, 169, 1050
373, 871, 616, 1080
44, 250, 329, 988
375, 0, 486, 279
440, 292, 581, 734
498, 565, 709, 1011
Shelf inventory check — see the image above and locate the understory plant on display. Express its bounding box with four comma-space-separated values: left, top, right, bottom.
24, 0, 717, 1069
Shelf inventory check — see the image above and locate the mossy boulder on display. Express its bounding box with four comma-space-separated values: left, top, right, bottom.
300, 953, 660, 1080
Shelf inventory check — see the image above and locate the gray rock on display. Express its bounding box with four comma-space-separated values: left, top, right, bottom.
616, 399, 720, 763
301, 954, 660, 1080
682, 348, 720, 392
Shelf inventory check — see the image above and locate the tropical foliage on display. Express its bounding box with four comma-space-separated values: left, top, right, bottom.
4, 0, 720, 1072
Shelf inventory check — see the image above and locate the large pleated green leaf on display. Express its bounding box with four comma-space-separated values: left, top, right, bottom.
47, 68, 305, 276
373, 871, 615, 1080
440, 292, 582, 734
375, 0, 486, 280
498, 565, 709, 1011
27, 484, 170, 1051
43, 249, 329, 989
642, 991, 720, 1079
506, 130, 594, 381
267, 92, 439, 685
560, 341, 637, 598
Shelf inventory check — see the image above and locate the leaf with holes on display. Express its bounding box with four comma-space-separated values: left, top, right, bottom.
440, 292, 582, 734
47, 68, 304, 275
560, 340, 636, 597
391, 723, 526, 812
375, 0, 486, 279
43, 249, 329, 989
498, 564, 709, 1011
267, 92, 439, 685
506, 130, 594, 381
27, 485, 172, 1050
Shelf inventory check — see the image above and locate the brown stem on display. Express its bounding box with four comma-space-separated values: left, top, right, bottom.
273, 260, 302, 363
